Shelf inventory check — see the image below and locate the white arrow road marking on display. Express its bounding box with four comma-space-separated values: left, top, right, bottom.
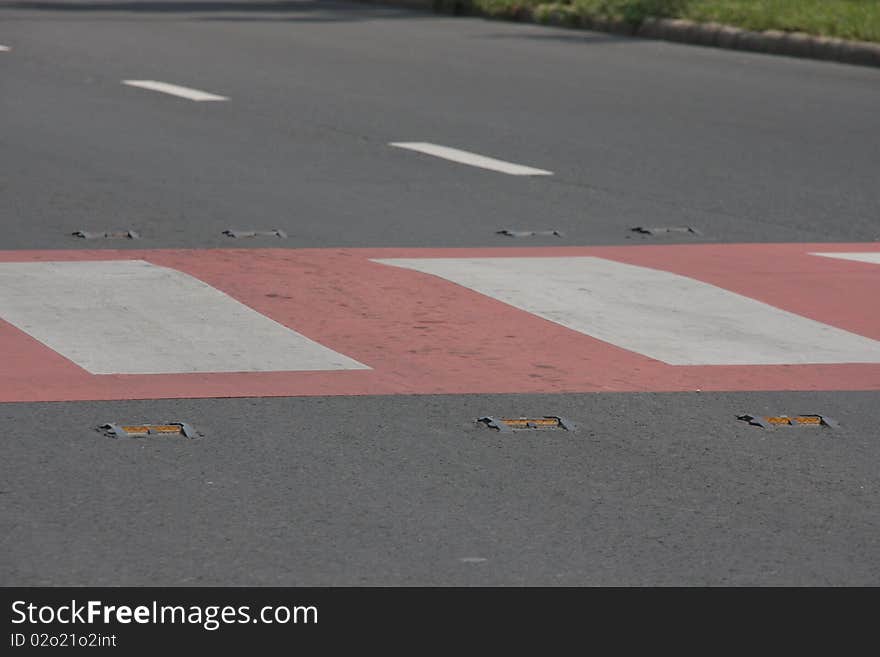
375, 256, 880, 365
389, 142, 553, 176
122, 80, 229, 101
0, 260, 368, 374
811, 252, 880, 265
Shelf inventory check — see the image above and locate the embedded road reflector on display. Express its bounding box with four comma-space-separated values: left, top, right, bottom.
496, 229, 563, 238
478, 416, 575, 432
72, 230, 140, 240
222, 229, 287, 239
737, 414, 839, 429
99, 422, 199, 438
631, 226, 701, 236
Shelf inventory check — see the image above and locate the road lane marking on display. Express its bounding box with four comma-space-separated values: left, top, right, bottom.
374, 256, 880, 365
0, 260, 368, 374
811, 252, 880, 265
0, 45, 11, 52
121, 79, 229, 101
389, 142, 553, 176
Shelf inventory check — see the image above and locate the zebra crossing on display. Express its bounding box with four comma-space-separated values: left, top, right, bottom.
0, 243, 877, 402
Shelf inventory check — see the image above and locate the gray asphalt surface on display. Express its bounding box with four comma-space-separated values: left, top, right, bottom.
1, 0, 879, 586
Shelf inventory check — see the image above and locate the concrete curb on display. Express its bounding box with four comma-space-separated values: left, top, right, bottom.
356, 0, 880, 69
636, 17, 880, 67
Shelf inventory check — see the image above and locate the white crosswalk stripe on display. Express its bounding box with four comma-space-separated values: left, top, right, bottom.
375, 256, 880, 365
811, 252, 880, 265
0, 260, 368, 374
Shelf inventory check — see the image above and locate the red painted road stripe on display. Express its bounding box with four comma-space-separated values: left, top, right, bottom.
0, 244, 878, 402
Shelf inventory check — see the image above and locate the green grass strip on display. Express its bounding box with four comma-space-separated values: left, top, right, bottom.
469, 0, 880, 43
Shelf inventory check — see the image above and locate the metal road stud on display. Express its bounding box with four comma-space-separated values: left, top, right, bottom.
222, 229, 287, 239
72, 230, 140, 240
737, 414, 838, 429
478, 416, 575, 432
99, 422, 199, 438
631, 226, 700, 236
496, 229, 563, 238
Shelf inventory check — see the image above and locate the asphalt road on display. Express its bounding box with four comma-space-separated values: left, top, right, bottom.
1, 0, 879, 585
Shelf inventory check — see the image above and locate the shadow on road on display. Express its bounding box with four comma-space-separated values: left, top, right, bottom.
1, 0, 358, 10
1, 1, 638, 39
0, 0, 434, 21
478, 31, 624, 44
